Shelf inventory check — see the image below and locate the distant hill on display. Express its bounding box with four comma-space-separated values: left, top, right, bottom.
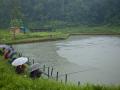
0, 0, 120, 28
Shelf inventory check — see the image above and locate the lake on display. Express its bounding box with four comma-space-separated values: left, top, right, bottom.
13, 35, 120, 85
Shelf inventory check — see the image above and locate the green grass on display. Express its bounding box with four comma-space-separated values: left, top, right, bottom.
55, 25, 120, 34
1, 25, 120, 44
0, 29, 69, 44
0, 56, 120, 90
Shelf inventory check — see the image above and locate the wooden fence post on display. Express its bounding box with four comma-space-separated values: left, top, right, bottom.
65, 74, 67, 84
51, 67, 53, 77
28, 57, 29, 63
78, 81, 80, 86
56, 72, 59, 81
43, 65, 45, 72
33, 59, 34, 64
48, 67, 50, 78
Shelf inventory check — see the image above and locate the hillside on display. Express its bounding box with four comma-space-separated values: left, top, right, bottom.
0, 0, 120, 28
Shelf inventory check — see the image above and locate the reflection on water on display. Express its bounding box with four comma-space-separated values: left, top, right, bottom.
14, 35, 120, 85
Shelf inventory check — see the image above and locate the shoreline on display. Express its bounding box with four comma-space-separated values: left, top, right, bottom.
3, 37, 66, 45
70, 33, 120, 35
1, 32, 120, 45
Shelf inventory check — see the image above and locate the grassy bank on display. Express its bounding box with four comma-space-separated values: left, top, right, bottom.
55, 26, 120, 34
1, 26, 120, 44
0, 56, 120, 90
0, 30, 69, 44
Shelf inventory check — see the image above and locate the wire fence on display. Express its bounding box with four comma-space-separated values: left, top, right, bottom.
16, 51, 84, 86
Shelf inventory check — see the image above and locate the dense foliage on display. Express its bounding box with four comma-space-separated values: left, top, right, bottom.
0, 0, 120, 28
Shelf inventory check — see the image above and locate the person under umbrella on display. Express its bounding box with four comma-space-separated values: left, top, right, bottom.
0, 45, 9, 56
8, 49, 17, 59
15, 64, 27, 74
12, 57, 28, 74
29, 63, 43, 79
4, 49, 11, 59
2, 45, 13, 59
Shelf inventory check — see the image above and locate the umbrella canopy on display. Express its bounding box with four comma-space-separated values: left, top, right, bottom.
12, 57, 28, 66
0, 45, 13, 52
0, 45, 9, 48
29, 63, 40, 72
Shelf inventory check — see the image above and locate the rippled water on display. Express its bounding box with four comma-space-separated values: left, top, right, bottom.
14, 35, 120, 85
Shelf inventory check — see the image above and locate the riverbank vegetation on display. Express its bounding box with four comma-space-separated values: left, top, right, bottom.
55, 25, 120, 34
1, 25, 120, 44
0, 30, 69, 44
0, 56, 120, 90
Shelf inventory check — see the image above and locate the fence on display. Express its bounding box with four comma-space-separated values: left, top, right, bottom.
18, 51, 81, 86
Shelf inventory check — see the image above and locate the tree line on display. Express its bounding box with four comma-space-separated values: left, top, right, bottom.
0, 0, 120, 28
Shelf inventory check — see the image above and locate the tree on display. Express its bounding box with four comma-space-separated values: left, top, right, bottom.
0, 0, 120, 28
10, 0, 22, 39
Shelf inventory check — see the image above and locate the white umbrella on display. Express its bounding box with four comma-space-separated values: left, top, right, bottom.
29, 63, 40, 72
12, 57, 28, 66
0, 45, 9, 48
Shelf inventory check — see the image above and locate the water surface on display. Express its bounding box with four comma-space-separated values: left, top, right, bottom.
14, 35, 120, 85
